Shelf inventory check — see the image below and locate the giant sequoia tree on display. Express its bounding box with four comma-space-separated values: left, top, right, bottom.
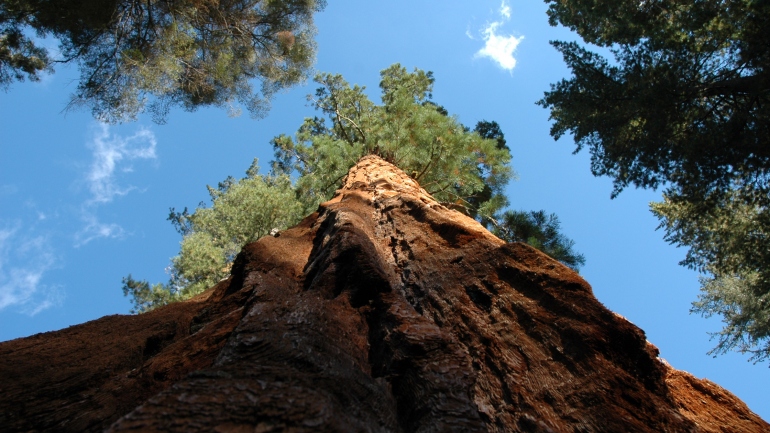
541, 0, 770, 361
0, 0, 324, 122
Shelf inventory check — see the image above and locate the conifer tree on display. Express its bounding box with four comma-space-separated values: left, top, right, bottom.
541, 0, 770, 361
651, 191, 770, 361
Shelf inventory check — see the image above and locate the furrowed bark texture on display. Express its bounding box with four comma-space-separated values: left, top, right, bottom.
0, 156, 766, 432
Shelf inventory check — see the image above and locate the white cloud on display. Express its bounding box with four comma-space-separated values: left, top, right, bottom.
477, 25, 524, 71
0, 225, 63, 315
86, 123, 157, 205
472, 0, 524, 72
76, 123, 157, 246
500, 1, 511, 19
74, 212, 126, 247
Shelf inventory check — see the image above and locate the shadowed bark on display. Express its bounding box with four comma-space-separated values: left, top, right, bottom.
0, 155, 767, 432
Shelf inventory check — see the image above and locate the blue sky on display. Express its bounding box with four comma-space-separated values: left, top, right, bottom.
1, 0, 767, 420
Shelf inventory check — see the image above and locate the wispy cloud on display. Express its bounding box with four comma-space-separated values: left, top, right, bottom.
0, 184, 18, 196
472, 1, 524, 72
1, 124, 158, 314
86, 123, 157, 205
0, 224, 63, 315
500, 1, 511, 19
76, 123, 157, 246
74, 213, 126, 247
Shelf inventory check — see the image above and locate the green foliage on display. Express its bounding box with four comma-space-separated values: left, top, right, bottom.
542, 0, 770, 361
651, 191, 770, 361
474, 120, 508, 152
493, 210, 585, 271
1, 0, 325, 122
122, 274, 175, 314
123, 160, 302, 313
273, 64, 515, 218
541, 0, 769, 200
694, 273, 770, 363
0, 23, 51, 84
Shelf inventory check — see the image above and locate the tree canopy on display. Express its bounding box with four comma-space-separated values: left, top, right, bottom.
272, 64, 514, 218
541, 0, 769, 201
541, 0, 770, 361
1, 0, 325, 122
124, 64, 585, 313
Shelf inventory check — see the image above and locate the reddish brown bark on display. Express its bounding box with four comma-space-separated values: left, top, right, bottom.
0, 155, 766, 432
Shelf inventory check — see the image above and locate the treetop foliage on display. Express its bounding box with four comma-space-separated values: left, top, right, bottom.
123, 159, 302, 313
273, 64, 513, 215
272, 63, 515, 218
124, 64, 585, 313
1, 0, 325, 122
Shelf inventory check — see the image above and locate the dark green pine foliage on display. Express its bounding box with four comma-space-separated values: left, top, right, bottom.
1, 0, 325, 122
542, 0, 770, 361
540, 0, 769, 201
493, 210, 585, 271
271, 64, 514, 219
